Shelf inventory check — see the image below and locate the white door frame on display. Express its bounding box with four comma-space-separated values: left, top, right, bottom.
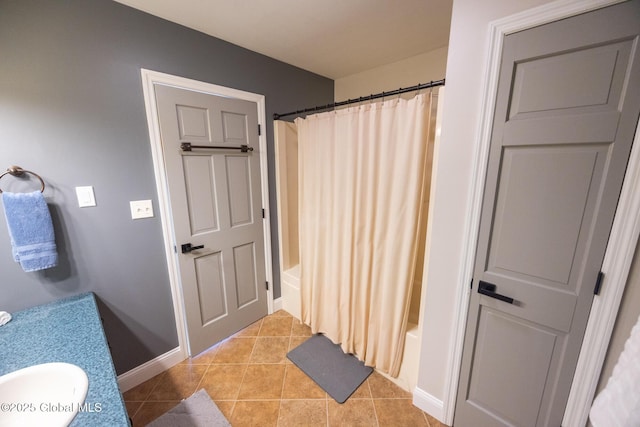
445, 0, 640, 425
140, 69, 274, 358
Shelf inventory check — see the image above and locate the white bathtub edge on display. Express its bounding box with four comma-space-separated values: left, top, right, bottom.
377, 322, 419, 392
281, 266, 301, 319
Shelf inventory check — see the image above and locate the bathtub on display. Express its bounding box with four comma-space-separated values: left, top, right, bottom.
281, 264, 421, 393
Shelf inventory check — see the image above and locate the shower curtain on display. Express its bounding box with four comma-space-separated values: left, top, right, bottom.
296, 93, 434, 376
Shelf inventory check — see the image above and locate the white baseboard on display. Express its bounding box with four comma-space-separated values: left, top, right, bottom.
117, 346, 186, 392
273, 296, 283, 313
118, 296, 284, 393
413, 386, 447, 424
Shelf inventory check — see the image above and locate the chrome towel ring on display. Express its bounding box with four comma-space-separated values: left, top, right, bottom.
0, 166, 46, 193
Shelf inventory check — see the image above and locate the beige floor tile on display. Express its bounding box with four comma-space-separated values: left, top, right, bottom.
123, 374, 163, 401
291, 319, 312, 336
367, 372, 411, 399
349, 377, 373, 399
146, 364, 208, 401
229, 400, 280, 427
237, 364, 286, 399
235, 318, 263, 337
214, 400, 235, 420
272, 309, 293, 317
250, 336, 291, 363
278, 399, 328, 426
260, 316, 294, 336
282, 364, 327, 399
327, 398, 377, 426
374, 399, 429, 426
425, 412, 450, 427
199, 364, 247, 400
288, 335, 309, 348
212, 337, 257, 363
131, 401, 179, 426
186, 345, 219, 364
124, 401, 143, 419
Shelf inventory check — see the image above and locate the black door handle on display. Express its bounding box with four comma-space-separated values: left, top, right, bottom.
478, 280, 514, 304
181, 243, 204, 253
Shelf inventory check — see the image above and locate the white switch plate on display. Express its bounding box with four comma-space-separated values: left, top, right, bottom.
130, 200, 154, 219
75, 186, 96, 208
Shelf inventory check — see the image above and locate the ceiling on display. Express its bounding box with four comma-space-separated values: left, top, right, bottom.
114, 0, 453, 79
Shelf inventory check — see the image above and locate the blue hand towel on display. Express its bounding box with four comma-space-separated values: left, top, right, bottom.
1, 191, 58, 272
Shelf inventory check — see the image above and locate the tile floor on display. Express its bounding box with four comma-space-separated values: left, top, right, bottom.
123, 309, 447, 426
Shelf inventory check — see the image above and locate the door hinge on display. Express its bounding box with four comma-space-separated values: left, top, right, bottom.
258, 124, 261, 136
594, 271, 605, 295
262, 208, 265, 218
174, 245, 177, 254
470, 279, 473, 289
265, 281, 269, 291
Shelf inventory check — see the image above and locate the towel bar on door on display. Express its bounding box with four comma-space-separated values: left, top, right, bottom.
0, 166, 46, 193
180, 142, 254, 152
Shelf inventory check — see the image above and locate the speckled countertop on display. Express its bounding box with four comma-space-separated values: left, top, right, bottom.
0, 292, 129, 426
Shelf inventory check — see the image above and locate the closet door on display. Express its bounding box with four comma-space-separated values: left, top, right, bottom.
454, 2, 640, 426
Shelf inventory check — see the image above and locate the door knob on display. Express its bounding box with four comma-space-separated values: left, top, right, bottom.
478, 280, 514, 304
181, 243, 204, 253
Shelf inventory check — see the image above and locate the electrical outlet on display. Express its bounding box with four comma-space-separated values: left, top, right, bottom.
130, 200, 154, 219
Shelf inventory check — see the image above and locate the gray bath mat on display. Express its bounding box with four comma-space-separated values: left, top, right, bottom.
287, 333, 373, 403
146, 389, 230, 427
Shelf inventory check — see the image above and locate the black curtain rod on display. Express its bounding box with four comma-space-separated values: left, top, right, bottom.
273, 79, 445, 120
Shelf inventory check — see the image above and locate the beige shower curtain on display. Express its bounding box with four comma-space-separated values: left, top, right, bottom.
296, 93, 433, 376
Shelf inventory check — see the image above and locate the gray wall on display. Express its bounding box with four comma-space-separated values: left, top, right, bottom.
0, 0, 333, 374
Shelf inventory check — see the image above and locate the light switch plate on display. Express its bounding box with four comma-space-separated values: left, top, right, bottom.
130, 200, 154, 219
75, 186, 96, 208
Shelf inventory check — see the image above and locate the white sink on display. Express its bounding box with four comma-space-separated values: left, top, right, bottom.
0, 363, 88, 427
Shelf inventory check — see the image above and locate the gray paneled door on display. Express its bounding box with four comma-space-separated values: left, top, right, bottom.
154, 84, 267, 356
455, 2, 640, 426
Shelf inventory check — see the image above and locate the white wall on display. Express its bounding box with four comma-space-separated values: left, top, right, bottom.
334, 47, 448, 101
415, 0, 558, 420
596, 242, 640, 393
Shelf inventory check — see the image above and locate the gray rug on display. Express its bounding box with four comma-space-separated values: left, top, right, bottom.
146, 389, 230, 427
287, 333, 373, 403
